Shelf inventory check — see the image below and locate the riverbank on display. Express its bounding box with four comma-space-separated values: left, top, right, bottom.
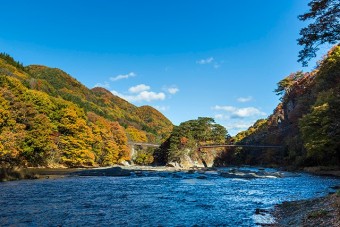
303, 166, 340, 177
272, 192, 340, 226
0, 165, 182, 181
2, 165, 340, 181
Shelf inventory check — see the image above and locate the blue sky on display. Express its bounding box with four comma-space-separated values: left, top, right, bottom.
1, 0, 322, 135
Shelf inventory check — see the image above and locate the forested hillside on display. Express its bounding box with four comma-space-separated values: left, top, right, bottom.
223, 45, 340, 167
0, 53, 173, 167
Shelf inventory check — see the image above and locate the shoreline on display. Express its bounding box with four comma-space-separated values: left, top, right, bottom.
271, 193, 340, 226
2, 165, 339, 181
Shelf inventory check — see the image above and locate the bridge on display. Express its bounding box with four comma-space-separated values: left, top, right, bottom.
127, 142, 160, 148
127, 142, 283, 150
199, 144, 283, 149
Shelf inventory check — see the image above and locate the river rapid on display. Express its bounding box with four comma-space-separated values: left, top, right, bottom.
0, 167, 339, 226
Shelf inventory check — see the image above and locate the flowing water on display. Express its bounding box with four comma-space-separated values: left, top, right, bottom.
0, 167, 339, 226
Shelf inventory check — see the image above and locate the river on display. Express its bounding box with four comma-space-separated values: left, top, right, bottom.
0, 167, 339, 226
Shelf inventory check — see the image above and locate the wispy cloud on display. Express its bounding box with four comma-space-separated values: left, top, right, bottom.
93, 81, 110, 89
110, 72, 136, 81
213, 105, 266, 118
153, 105, 170, 111
224, 121, 255, 131
164, 86, 179, 95
111, 84, 166, 103
213, 104, 265, 136
168, 87, 179, 94
237, 96, 253, 103
196, 57, 222, 69
196, 57, 214, 65
214, 114, 229, 120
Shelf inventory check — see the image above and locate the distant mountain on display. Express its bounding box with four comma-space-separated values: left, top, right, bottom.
227, 45, 340, 168
0, 53, 173, 167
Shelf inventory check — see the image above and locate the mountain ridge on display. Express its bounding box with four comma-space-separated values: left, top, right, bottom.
0, 53, 173, 167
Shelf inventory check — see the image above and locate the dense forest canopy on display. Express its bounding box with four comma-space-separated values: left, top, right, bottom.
0, 53, 173, 168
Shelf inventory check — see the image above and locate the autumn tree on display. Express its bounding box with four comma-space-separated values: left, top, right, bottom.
0, 91, 26, 166
125, 126, 148, 142
274, 71, 305, 97
298, 0, 340, 66
88, 112, 129, 166
57, 106, 95, 167
163, 117, 228, 163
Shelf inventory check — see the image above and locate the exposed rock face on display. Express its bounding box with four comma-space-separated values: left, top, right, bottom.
178, 155, 195, 169
167, 152, 218, 169
166, 162, 181, 168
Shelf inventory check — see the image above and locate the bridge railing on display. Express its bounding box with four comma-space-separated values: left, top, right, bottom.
199, 144, 283, 149
128, 142, 160, 147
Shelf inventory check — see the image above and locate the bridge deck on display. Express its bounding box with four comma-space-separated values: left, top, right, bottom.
200, 144, 283, 149
128, 142, 283, 149
128, 142, 160, 147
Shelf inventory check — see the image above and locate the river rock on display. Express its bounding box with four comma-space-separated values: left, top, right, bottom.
75, 167, 131, 177
172, 173, 182, 178
187, 170, 196, 174
119, 160, 130, 166
219, 170, 283, 179
166, 162, 180, 168
330, 185, 340, 190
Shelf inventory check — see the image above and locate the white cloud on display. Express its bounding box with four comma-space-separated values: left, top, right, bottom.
153, 105, 169, 111
94, 81, 110, 89
134, 91, 166, 102
213, 105, 237, 112
237, 96, 253, 103
232, 107, 266, 118
196, 57, 214, 65
214, 114, 229, 120
213, 104, 266, 135
219, 120, 257, 136
213, 105, 266, 118
110, 72, 136, 81
111, 85, 166, 103
197, 57, 223, 69
162, 85, 179, 95
128, 84, 150, 93
224, 121, 255, 131
167, 87, 179, 94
